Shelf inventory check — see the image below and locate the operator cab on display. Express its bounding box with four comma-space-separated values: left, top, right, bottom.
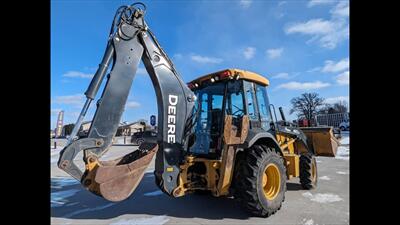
187, 69, 273, 157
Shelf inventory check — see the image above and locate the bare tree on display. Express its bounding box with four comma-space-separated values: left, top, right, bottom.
332, 101, 348, 113
319, 100, 348, 114
290, 93, 324, 121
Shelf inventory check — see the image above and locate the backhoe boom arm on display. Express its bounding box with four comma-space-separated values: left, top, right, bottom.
58, 3, 195, 199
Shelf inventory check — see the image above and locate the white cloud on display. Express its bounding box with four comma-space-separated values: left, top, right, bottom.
307, 67, 322, 73
285, 5, 349, 50
275, 12, 285, 19
322, 58, 349, 73
330, 1, 349, 18
136, 67, 147, 75
173, 53, 183, 60
325, 95, 349, 104
278, 1, 287, 7
239, 0, 252, 8
307, 0, 336, 8
286, 19, 335, 35
51, 108, 62, 116
53, 94, 84, 105
266, 48, 283, 59
191, 55, 223, 64
272, 72, 290, 79
336, 70, 349, 85
277, 81, 330, 90
243, 47, 256, 59
126, 101, 141, 108
63, 71, 93, 79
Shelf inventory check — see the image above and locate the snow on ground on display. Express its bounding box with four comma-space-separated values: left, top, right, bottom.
302, 218, 314, 225
302, 192, 343, 203
51, 146, 64, 163
51, 177, 79, 189
336, 133, 350, 160
143, 190, 164, 196
335, 146, 349, 160
110, 216, 169, 225
62, 203, 116, 218
51, 189, 81, 208
113, 136, 132, 144
51, 178, 80, 208
337, 171, 349, 175
319, 176, 330, 180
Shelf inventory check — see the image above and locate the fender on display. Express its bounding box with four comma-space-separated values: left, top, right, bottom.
241, 128, 284, 156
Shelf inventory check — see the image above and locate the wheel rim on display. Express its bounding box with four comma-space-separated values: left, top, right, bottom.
262, 163, 281, 200
312, 160, 317, 182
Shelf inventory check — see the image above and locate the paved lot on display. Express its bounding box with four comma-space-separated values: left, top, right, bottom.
51, 136, 349, 225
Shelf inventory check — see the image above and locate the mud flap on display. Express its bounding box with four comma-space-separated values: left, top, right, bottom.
82, 143, 158, 202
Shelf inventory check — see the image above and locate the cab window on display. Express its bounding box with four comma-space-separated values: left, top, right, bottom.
255, 84, 271, 131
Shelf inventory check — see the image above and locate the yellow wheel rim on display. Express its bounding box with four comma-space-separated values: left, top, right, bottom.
312, 160, 317, 182
262, 163, 281, 200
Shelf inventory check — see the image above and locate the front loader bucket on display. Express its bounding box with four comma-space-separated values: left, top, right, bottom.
82, 143, 158, 202
299, 127, 339, 157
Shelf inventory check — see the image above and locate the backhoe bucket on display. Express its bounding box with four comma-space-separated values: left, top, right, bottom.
82, 143, 158, 202
299, 127, 339, 157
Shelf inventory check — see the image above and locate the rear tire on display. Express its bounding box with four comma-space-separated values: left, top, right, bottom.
299, 153, 318, 190
233, 144, 286, 217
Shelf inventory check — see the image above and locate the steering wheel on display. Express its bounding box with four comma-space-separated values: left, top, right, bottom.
231, 105, 243, 116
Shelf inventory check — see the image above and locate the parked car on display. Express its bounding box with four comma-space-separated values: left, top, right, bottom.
131, 130, 157, 145
339, 120, 350, 131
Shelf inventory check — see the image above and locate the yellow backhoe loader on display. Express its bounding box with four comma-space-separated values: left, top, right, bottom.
57, 2, 338, 217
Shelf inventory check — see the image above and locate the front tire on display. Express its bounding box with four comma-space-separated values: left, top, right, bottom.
299, 153, 318, 189
233, 144, 286, 217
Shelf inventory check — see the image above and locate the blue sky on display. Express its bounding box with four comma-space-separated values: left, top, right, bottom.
51, 0, 349, 128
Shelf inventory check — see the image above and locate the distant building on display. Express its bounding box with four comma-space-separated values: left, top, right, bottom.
60, 121, 91, 137
116, 121, 146, 136
78, 121, 92, 137
61, 120, 147, 137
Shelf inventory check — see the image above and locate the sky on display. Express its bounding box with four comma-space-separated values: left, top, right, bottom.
51, 0, 349, 129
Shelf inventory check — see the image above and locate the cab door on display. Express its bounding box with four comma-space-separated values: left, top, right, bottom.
223, 81, 249, 145
254, 83, 272, 131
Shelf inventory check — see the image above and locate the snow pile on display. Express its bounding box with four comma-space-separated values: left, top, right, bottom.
302, 192, 343, 203
340, 136, 349, 145
110, 216, 169, 225
336, 134, 350, 160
